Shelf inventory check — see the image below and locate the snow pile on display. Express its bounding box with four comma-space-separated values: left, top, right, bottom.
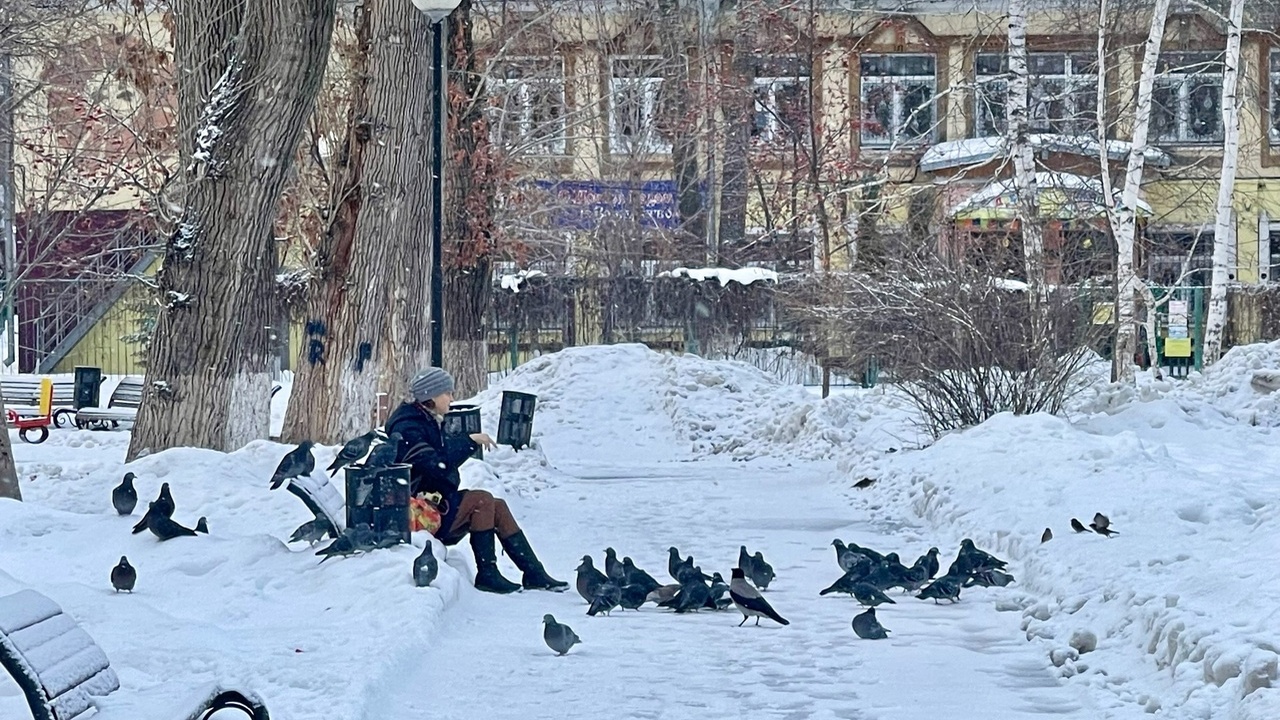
853, 399, 1280, 716
469, 344, 920, 464
1071, 339, 1280, 427
657, 266, 778, 286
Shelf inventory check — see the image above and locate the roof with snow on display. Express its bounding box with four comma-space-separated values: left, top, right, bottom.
920, 134, 1173, 173
950, 171, 1153, 220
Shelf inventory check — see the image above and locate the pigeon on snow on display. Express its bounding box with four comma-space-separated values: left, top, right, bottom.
1090, 512, 1118, 537
289, 517, 333, 545
852, 607, 889, 639
620, 557, 659, 594
542, 614, 581, 656
413, 543, 438, 587
748, 551, 775, 590
1041, 528, 1053, 543
112, 472, 138, 515
729, 568, 788, 626
1070, 518, 1089, 533
603, 547, 626, 584
587, 583, 622, 616
131, 483, 175, 534
195, 516, 209, 534
146, 506, 198, 541
110, 556, 136, 593
852, 582, 897, 608
575, 556, 609, 603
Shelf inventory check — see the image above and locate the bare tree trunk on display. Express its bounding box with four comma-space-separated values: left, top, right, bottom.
717, 7, 751, 251
1102, 0, 1170, 383
654, 0, 705, 253
282, 0, 433, 444
127, 0, 337, 460
443, 0, 494, 399
0, 388, 17, 500
1203, 0, 1244, 364
1007, 0, 1048, 365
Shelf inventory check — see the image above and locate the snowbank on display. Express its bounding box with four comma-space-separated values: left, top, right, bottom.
468, 344, 921, 464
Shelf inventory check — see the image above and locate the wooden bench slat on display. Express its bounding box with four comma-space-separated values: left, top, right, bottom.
12, 622, 111, 700
0, 590, 61, 634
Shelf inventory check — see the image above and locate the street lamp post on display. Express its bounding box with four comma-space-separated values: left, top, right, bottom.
410, 0, 463, 368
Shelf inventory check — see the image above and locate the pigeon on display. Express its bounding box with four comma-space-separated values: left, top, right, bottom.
707, 572, 732, 610
1041, 528, 1053, 543
738, 545, 755, 576
917, 576, 962, 604
315, 531, 360, 563
670, 578, 712, 614
146, 507, 198, 541
194, 517, 209, 534
362, 434, 402, 469
620, 557, 659, 594
851, 607, 889, 639
542, 614, 581, 656
1090, 513, 1118, 537
270, 441, 316, 490
603, 547, 625, 584
852, 582, 897, 607
576, 555, 609, 603
820, 566, 870, 596
288, 517, 333, 545
645, 584, 681, 605
112, 472, 137, 515
957, 539, 1007, 572
915, 547, 940, 579
853, 477, 876, 489
328, 431, 379, 476
667, 547, 710, 583
965, 569, 1015, 588
667, 547, 686, 580
619, 583, 650, 610
729, 568, 789, 626
131, 484, 174, 534
749, 551, 775, 590
587, 582, 622, 616
846, 541, 884, 564
372, 529, 403, 550
110, 556, 136, 593
413, 543, 438, 587
1071, 518, 1089, 533
832, 540, 855, 572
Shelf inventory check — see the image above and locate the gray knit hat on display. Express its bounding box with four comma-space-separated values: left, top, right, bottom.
410, 367, 455, 402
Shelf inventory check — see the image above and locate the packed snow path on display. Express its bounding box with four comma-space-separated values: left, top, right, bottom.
371, 457, 1112, 720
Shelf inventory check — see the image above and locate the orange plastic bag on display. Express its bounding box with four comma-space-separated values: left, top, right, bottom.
410, 495, 442, 535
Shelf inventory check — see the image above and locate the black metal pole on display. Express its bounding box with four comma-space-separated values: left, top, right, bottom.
429, 17, 446, 368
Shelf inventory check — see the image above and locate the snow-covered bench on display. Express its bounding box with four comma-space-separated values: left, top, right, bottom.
2, 377, 77, 428
286, 473, 347, 538
73, 377, 143, 429
0, 589, 270, 720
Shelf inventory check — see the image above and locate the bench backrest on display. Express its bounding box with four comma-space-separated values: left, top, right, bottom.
1, 379, 76, 407
0, 590, 120, 720
108, 378, 145, 409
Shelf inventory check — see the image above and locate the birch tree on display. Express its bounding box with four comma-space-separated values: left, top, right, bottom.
1006, 0, 1048, 363
127, 0, 337, 460
1098, 0, 1170, 383
1202, 0, 1244, 364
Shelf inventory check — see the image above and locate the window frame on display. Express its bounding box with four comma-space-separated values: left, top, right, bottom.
608, 55, 669, 156
973, 51, 1098, 137
486, 55, 568, 156
750, 57, 811, 145
1152, 52, 1224, 145
858, 53, 938, 148
1269, 50, 1280, 146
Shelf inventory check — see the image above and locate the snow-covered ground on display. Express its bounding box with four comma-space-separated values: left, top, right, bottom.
3, 341, 1280, 718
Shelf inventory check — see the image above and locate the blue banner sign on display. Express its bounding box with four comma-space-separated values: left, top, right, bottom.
533, 180, 680, 230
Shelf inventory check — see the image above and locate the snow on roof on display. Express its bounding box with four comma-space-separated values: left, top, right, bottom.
919, 134, 1173, 173
949, 171, 1153, 219
498, 269, 547, 293
657, 266, 779, 286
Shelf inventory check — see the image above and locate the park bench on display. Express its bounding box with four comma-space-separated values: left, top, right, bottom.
1, 377, 78, 428
73, 376, 143, 430
76, 380, 285, 430
0, 588, 270, 720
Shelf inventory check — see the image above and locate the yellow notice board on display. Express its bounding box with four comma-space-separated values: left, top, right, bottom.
1164, 338, 1193, 358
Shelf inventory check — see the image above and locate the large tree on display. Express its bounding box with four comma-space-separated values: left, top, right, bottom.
127, 0, 337, 459
282, 0, 434, 444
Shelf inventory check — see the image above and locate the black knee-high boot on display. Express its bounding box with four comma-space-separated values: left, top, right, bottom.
501, 531, 568, 591
470, 530, 521, 594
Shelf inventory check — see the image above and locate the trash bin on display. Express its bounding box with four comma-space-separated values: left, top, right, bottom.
496, 391, 536, 450
443, 404, 483, 459
73, 366, 102, 409
344, 464, 411, 545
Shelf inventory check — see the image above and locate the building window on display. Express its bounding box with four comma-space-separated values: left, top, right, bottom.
859, 54, 936, 147
751, 57, 810, 144
974, 52, 1097, 137
1269, 51, 1280, 145
1153, 52, 1224, 144
1147, 230, 1213, 286
1267, 229, 1280, 282
609, 56, 669, 155
488, 57, 567, 156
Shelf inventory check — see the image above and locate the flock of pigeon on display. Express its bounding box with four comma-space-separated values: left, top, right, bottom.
106, 472, 210, 593
539, 536, 1027, 656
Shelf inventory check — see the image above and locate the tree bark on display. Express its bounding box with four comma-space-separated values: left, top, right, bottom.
1203, 0, 1244, 364
127, 0, 337, 460
717, 7, 752, 251
654, 0, 705, 256
282, 0, 433, 443
1007, 0, 1049, 365
443, 0, 495, 399
1101, 0, 1170, 383
0, 388, 18, 500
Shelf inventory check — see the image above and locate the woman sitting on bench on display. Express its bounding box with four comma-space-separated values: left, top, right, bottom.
385, 368, 566, 594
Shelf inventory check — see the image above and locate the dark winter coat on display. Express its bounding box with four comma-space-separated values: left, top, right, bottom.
385, 401, 479, 523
